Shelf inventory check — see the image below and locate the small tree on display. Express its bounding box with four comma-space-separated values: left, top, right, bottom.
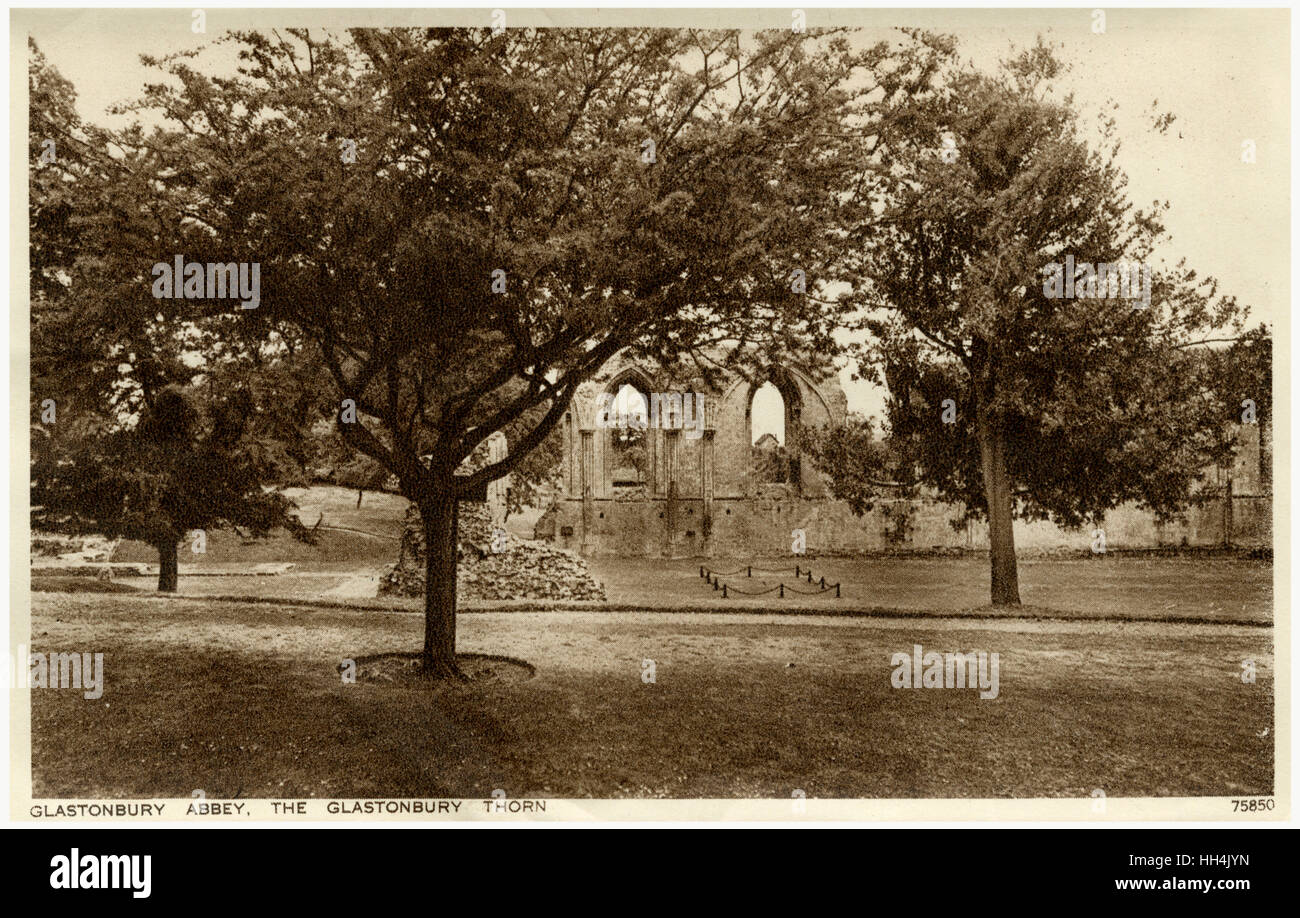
33, 384, 308, 591
797, 413, 898, 511
1196, 327, 1273, 497
29, 42, 312, 591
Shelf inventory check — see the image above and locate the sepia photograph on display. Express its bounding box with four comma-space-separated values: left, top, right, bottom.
8, 5, 1288, 833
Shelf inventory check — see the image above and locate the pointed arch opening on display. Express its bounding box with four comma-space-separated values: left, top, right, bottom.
601, 373, 654, 491
746, 370, 802, 487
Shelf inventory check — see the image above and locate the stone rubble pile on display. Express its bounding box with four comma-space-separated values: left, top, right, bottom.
379, 502, 606, 602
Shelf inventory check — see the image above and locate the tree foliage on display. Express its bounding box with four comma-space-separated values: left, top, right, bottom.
29, 42, 311, 591
101, 26, 947, 672
834, 41, 1259, 602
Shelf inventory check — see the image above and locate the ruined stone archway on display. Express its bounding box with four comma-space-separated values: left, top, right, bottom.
745, 369, 803, 490
599, 367, 658, 497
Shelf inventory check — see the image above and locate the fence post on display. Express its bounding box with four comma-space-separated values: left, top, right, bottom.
780, 583, 785, 598
722, 584, 728, 599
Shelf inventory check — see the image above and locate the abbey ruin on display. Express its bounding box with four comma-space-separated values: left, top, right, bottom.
535, 351, 1271, 558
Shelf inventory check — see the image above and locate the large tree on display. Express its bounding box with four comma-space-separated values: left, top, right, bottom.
109, 27, 946, 676
841, 43, 1255, 604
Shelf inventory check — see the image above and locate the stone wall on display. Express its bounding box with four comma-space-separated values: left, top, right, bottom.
537, 349, 1271, 558
538, 491, 1270, 558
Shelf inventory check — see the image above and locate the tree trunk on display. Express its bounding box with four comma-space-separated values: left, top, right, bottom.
419, 487, 464, 680
157, 541, 180, 593
976, 409, 1021, 606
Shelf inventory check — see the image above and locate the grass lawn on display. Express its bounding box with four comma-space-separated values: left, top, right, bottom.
30, 594, 1272, 799
84, 485, 1271, 625
110, 485, 406, 571
85, 553, 1272, 626
589, 556, 1274, 623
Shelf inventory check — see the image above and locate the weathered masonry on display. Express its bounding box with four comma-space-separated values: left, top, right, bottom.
534, 351, 843, 557
534, 351, 1271, 558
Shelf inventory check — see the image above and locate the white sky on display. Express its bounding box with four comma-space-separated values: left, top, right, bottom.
751, 382, 784, 444
24, 8, 1288, 430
